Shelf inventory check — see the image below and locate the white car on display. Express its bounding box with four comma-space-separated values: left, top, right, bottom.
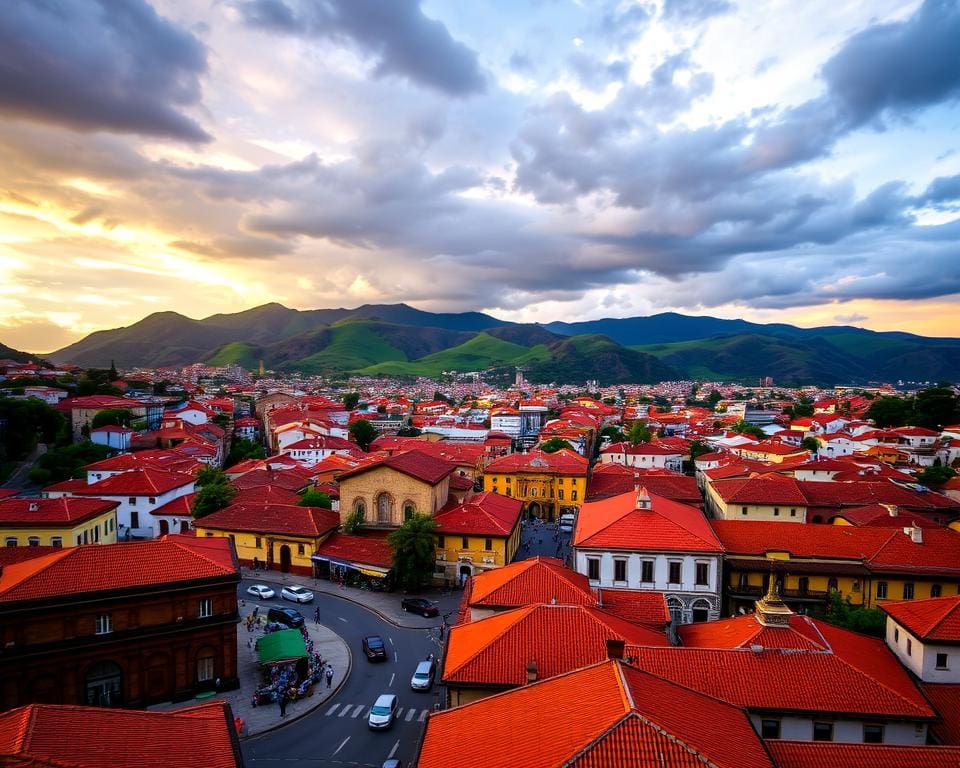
281, 585, 315, 603
246, 584, 275, 600
368, 693, 399, 730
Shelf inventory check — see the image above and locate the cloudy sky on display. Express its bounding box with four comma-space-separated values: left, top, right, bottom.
1, 0, 959, 353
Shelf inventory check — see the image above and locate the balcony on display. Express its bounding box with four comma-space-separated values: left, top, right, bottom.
728, 584, 829, 602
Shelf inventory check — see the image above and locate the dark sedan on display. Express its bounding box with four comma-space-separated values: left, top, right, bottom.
362, 634, 388, 662
401, 597, 439, 617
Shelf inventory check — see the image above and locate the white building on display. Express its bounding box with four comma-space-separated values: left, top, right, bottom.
599, 441, 684, 472
883, 595, 960, 685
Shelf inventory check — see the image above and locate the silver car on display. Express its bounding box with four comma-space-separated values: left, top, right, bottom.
368, 693, 399, 730
410, 660, 435, 691
281, 585, 314, 603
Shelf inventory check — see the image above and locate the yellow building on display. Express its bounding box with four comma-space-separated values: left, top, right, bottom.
483, 448, 588, 521
705, 476, 808, 522
194, 502, 339, 577
713, 519, 960, 614
0, 498, 118, 548
432, 492, 523, 585
733, 441, 809, 464
336, 451, 456, 528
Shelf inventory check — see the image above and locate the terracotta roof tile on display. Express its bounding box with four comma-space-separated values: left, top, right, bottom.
881, 596, 960, 642
0, 498, 117, 526
485, 448, 588, 476
0, 536, 237, 603
767, 741, 960, 768
314, 531, 393, 569
922, 683, 960, 745
433, 492, 522, 536
467, 556, 596, 609
337, 450, 454, 485
73, 468, 195, 496
198, 503, 339, 538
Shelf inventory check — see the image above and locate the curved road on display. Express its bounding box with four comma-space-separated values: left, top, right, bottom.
241, 581, 444, 767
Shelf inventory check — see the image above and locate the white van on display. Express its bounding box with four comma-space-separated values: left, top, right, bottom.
368, 693, 399, 730
410, 660, 436, 691
559, 513, 576, 532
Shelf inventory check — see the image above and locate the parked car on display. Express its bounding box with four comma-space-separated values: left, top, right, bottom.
558, 513, 576, 532
382, 761, 403, 768
401, 597, 439, 617
368, 694, 399, 730
267, 606, 304, 629
281, 585, 314, 603
410, 659, 435, 691
362, 635, 388, 662
246, 584, 275, 600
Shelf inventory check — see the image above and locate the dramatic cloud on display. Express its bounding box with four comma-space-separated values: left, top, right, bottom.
662, 0, 734, 23
0, 0, 209, 141
237, 0, 485, 96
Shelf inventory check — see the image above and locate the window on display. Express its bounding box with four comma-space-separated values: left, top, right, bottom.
695, 562, 709, 586
827, 578, 838, 592
506, 488, 512, 497
506, 476, 512, 483
93, 525, 99, 543
128, 497, 136, 505
937, 653, 949, 670
95, 614, 113, 635
738, 572, 749, 588
255, 536, 261, 549
83, 530, 88, 545
773, 507, 780, 516
877, 582, 888, 599
28, 536, 40, 546
530, 488, 537, 497
5, 537, 16, 547
437, 535, 445, 548
813, 722, 833, 742
558, 489, 564, 500
356, 502, 365, 520
907, 638, 913, 656
571, 490, 577, 501
741, 506, 748, 515
109, 518, 114, 533
485, 538, 493, 551
149, 497, 156, 504
798, 577, 809, 595
297, 543, 305, 556
614, 559, 627, 582
790, 508, 797, 517
903, 583, 915, 600
587, 558, 600, 581
894, 627, 899, 642
461, 536, 469, 549
130, 511, 139, 529
76, 534, 82, 545
404, 504, 414, 521
199, 598, 213, 618
760, 719, 781, 739
931, 583, 943, 598
51, 536, 62, 548
197, 655, 215, 683
863, 725, 884, 744
668, 561, 682, 585
641, 560, 654, 583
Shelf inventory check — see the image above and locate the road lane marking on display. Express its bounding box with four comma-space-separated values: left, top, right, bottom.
389, 636, 394, 646
394, 651, 398, 662
419, 710, 428, 722
405, 708, 415, 722
325, 704, 340, 716
351, 705, 364, 718
338, 705, 352, 717
388, 741, 400, 759
389, 673, 395, 687
337, 616, 348, 623
332, 737, 350, 756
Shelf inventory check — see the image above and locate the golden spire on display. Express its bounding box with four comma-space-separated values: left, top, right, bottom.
755, 575, 793, 627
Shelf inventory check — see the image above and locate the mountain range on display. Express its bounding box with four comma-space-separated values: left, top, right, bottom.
35, 303, 960, 385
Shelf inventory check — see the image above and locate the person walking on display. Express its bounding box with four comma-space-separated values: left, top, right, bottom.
325, 665, 334, 689
278, 691, 288, 718
313, 606, 320, 625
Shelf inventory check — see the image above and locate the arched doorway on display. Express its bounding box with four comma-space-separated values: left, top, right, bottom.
85, 660, 122, 707
691, 599, 711, 623
158, 519, 169, 535
527, 502, 542, 519
279, 545, 291, 573
458, 564, 472, 586
666, 597, 684, 625
376, 493, 393, 525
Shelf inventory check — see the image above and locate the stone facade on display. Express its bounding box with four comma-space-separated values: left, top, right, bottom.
338, 465, 450, 528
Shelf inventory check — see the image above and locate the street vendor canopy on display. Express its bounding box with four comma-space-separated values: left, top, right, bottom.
256, 629, 307, 666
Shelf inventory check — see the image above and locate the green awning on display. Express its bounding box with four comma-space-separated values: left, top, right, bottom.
256, 629, 308, 666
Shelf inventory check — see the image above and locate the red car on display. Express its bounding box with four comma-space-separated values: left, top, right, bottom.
401, 598, 439, 617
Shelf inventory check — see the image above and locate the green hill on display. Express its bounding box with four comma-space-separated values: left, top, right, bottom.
278, 321, 409, 374
205, 341, 263, 368
527, 335, 679, 385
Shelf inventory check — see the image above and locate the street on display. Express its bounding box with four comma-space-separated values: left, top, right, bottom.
240, 580, 454, 767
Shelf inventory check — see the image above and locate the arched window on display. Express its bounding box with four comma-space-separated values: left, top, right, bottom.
354, 500, 366, 520
691, 598, 711, 623
403, 502, 415, 521
827, 578, 838, 592
666, 597, 684, 625
85, 660, 122, 707
376, 493, 392, 525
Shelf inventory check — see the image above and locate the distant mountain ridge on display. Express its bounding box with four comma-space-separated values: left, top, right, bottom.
39, 303, 960, 385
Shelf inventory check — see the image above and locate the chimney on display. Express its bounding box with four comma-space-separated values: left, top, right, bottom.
606, 639, 625, 660
636, 486, 651, 510
526, 659, 538, 684
882, 504, 898, 517
28, 502, 39, 512
907, 526, 923, 544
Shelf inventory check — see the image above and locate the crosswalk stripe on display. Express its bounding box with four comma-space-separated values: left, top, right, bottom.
405, 708, 415, 722
419, 709, 428, 722
395, 708, 402, 719
325, 704, 340, 716
351, 705, 364, 718
337, 705, 351, 717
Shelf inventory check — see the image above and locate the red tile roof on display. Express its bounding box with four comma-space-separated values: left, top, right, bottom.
596, 589, 671, 627
922, 683, 960, 745
73, 468, 195, 496
337, 449, 455, 485
231, 468, 311, 492
601, 441, 683, 456
467, 556, 596, 609
198, 503, 339, 538
0, 498, 118, 526
420, 660, 772, 768
0, 700, 241, 768
148, 493, 196, 517
767, 741, 960, 768
882, 596, 960, 642
0, 536, 237, 603
587, 463, 701, 504
575, 489, 722, 553
711, 475, 808, 505
230, 484, 302, 506
679, 613, 831, 651
314, 531, 393, 569
433, 492, 522, 537
485, 448, 588, 476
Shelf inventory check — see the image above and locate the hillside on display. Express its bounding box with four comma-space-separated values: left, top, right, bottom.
47, 302, 960, 384
0, 343, 46, 366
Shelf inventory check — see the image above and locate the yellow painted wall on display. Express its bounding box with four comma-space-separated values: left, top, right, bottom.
338, 465, 449, 527
435, 523, 521, 570
194, 525, 332, 574
1, 509, 118, 548
705, 483, 806, 523
482, 471, 586, 509
736, 447, 807, 463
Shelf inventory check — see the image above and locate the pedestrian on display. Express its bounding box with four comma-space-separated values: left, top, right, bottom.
253, 606, 259, 619
325, 666, 334, 688
314, 606, 320, 625
278, 691, 288, 718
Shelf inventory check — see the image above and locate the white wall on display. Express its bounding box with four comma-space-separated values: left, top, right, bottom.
886, 618, 960, 683
750, 714, 926, 744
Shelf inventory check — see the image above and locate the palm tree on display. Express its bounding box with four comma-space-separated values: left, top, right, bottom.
388, 513, 438, 590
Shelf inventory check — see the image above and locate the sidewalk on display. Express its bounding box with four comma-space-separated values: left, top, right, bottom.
240, 567, 461, 628
149, 618, 350, 739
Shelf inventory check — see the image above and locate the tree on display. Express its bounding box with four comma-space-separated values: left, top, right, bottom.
349, 419, 377, 451
729, 419, 766, 439
600, 425, 625, 443
707, 390, 723, 407
913, 387, 960, 431
916, 465, 957, 486
628, 422, 653, 445
91, 408, 135, 429
196, 467, 229, 487
539, 437, 573, 453
808, 592, 885, 638
192, 482, 237, 519
108, 360, 118, 381
388, 513, 438, 590
786, 399, 814, 419
396, 425, 422, 437
865, 396, 912, 428
689, 440, 711, 460
299, 489, 333, 508
225, 438, 265, 467
212, 413, 231, 430
342, 392, 360, 411
801, 436, 821, 453
343, 506, 365, 534
28, 442, 112, 484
